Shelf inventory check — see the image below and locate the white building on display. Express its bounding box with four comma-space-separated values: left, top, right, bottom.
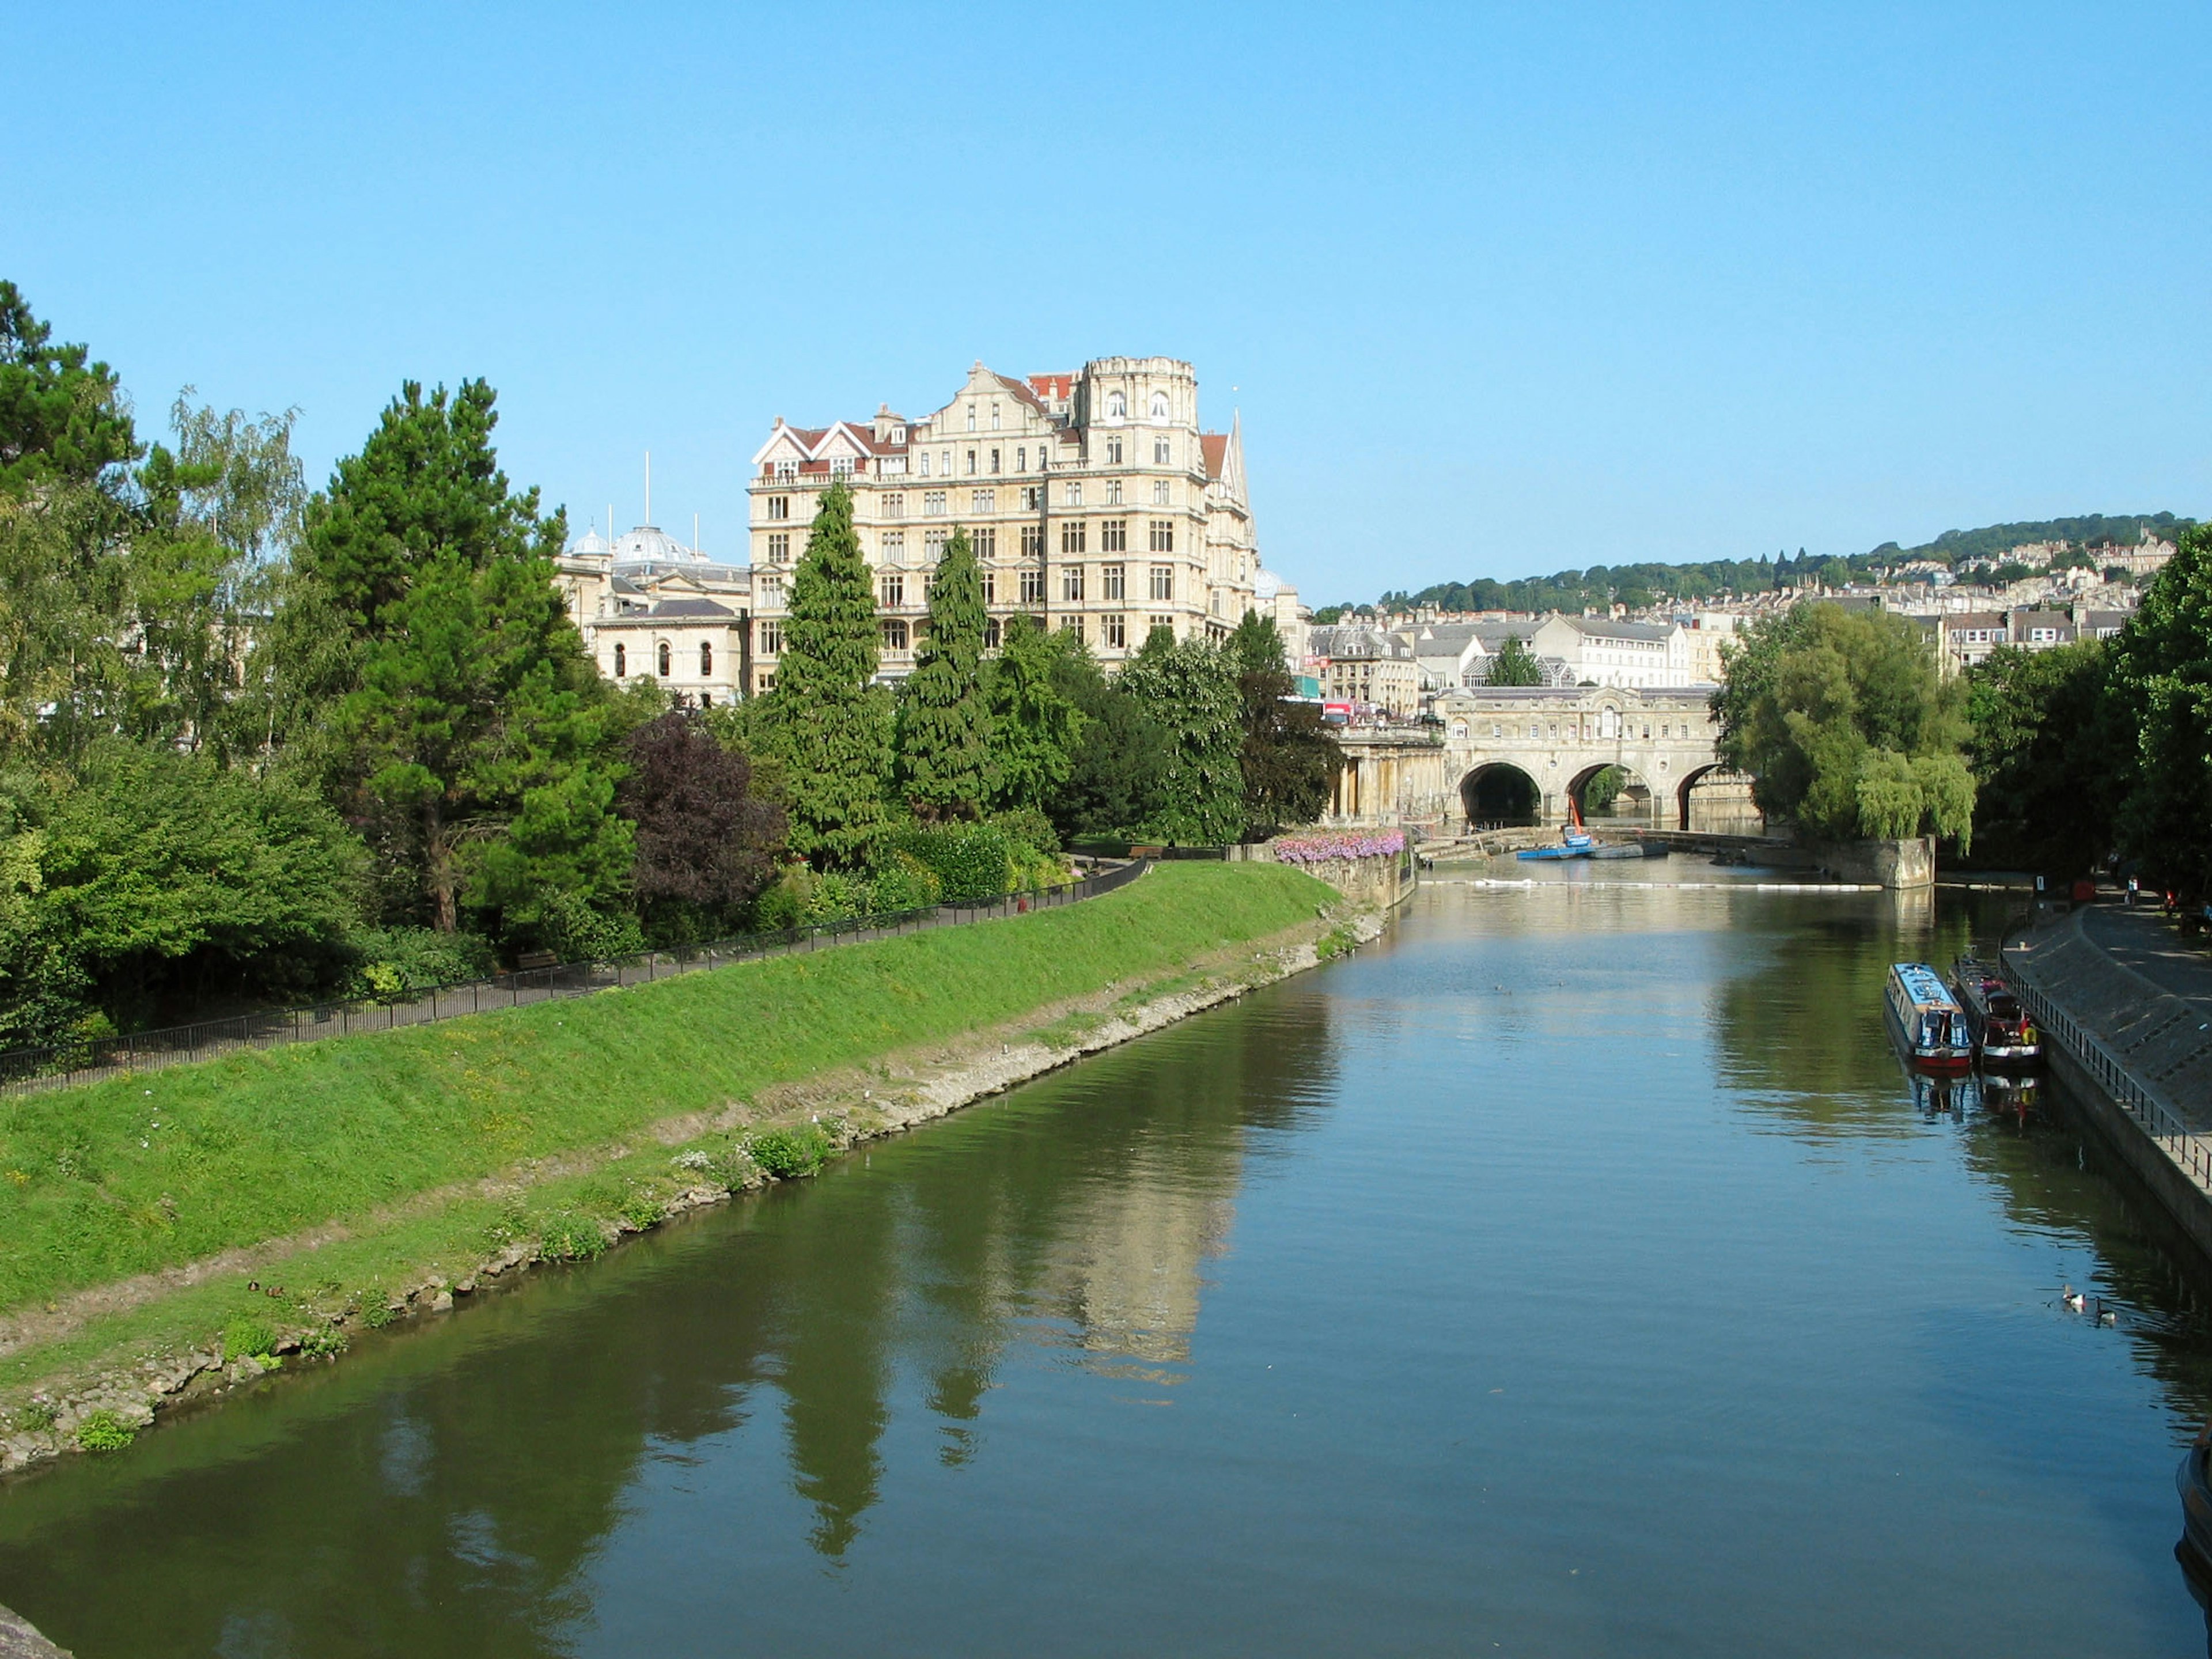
1529, 615, 1695, 688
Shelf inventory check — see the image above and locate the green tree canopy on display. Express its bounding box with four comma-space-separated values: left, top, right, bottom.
1965, 642, 2118, 877
2107, 523, 2212, 899
1118, 628, 1245, 844
296, 380, 560, 638
1486, 635, 1545, 686
1714, 602, 1975, 847
896, 527, 994, 819
983, 616, 1086, 816
764, 482, 892, 868
1229, 611, 1340, 836
0, 282, 139, 499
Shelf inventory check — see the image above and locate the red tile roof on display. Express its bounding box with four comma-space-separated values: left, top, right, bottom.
1027, 374, 1073, 402
1199, 433, 1228, 479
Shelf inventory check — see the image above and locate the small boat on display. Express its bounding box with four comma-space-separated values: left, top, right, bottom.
2179, 1423, 2212, 1582
1517, 801, 1596, 861
1588, 840, 1665, 861
1885, 962, 1974, 1074
1949, 955, 2039, 1066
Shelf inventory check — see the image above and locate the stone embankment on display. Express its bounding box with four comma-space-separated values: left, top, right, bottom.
0, 900, 1387, 1478
0, 1604, 69, 1657
2005, 904, 2212, 1260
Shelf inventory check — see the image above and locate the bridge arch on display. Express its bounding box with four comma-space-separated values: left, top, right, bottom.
1675, 763, 1762, 833
1566, 760, 1658, 824
1460, 761, 1541, 828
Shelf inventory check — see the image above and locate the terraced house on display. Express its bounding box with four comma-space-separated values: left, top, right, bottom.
743, 358, 1263, 693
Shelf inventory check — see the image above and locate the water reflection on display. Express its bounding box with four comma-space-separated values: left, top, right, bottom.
0, 988, 1336, 1655
8, 880, 2212, 1658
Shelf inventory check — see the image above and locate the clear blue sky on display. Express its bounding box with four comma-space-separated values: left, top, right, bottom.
11, 2, 2207, 603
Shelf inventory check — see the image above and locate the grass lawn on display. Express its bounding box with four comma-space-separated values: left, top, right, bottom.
0, 862, 1334, 1336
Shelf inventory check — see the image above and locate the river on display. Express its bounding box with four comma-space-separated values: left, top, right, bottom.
6, 865, 2212, 1657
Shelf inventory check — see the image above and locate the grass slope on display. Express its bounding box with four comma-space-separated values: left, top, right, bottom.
0, 863, 1332, 1319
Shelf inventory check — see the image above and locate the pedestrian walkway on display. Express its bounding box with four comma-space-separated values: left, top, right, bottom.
2006, 904, 2212, 1134
2081, 904, 2212, 1018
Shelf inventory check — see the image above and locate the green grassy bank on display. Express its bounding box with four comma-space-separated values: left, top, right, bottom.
0, 863, 1335, 1400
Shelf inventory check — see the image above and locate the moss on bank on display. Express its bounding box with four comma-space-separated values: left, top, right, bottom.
0, 863, 1336, 1417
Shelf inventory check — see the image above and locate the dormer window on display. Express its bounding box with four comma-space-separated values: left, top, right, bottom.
774, 459, 797, 480
892, 426, 906, 444
1150, 391, 1170, 421
1105, 390, 1127, 419
830, 456, 853, 477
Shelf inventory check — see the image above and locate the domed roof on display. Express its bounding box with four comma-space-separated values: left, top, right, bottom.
567, 527, 612, 556
1253, 567, 1283, 602
609, 524, 705, 570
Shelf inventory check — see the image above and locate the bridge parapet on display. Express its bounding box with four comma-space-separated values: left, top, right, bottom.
1326, 684, 1752, 832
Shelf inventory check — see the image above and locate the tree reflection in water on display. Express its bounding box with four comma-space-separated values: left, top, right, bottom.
0, 991, 1338, 1656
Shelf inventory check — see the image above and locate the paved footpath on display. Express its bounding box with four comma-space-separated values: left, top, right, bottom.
2081, 904, 2212, 1021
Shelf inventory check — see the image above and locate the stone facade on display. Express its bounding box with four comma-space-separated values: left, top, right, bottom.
742, 358, 1263, 694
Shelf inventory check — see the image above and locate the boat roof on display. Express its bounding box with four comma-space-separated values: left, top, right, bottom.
1891, 962, 1959, 1009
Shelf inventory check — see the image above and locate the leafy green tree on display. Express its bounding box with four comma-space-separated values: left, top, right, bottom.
983, 616, 1085, 815
1228, 611, 1340, 836
1486, 635, 1545, 686
2107, 523, 2212, 899
1714, 601, 1974, 846
1117, 628, 1245, 844
1583, 765, 1627, 813
764, 482, 892, 868
129, 395, 306, 760
0, 741, 361, 1041
896, 527, 993, 818
1965, 643, 2116, 876
0, 282, 139, 499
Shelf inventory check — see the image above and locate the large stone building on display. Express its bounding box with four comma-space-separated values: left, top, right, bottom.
557, 521, 754, 706
743, 358, 1263, 694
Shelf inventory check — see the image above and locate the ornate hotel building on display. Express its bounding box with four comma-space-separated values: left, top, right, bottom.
743, 358, 1263, 695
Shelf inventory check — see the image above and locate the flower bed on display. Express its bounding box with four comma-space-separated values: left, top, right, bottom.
1269, 831, 1407, 865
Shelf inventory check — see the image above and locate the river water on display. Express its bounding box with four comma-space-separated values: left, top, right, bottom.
6, 866, 2212, 1657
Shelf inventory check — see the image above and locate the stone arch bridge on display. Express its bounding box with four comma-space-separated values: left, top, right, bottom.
1324, 684, 1756, 832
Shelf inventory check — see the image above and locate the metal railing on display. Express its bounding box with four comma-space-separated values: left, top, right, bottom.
0, 859, 1151, 1097
2000, 949, 2212, 1191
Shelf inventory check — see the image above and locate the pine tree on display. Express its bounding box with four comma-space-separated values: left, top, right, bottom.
896, 527, 993, 819
768, 482, 892, 867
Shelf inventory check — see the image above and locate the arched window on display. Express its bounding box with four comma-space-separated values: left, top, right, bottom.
1105, 390, 1127, 419
1150, 391, 1169, 421
700, 641, 713, 676
613, 643, 626, 677
1600, 706, 1618, 738
657, 641, 671, 677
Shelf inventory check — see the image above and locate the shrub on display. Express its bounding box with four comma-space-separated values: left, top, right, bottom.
298, 1327, 347, 1359
619, 1190, 666, 1230
804, 872, 869, 925
746, 1124, 834, 1179
539, 1211, 608, 1262
346, 926, 499, 998
865, 851, 943, 914
76, 1410, 134, 1453
222, 1318, 279, 1361
890, 823, 1013, 903
990, 808, 1062, 856
752, 867, 814, 931
18, 1400, 58, 1431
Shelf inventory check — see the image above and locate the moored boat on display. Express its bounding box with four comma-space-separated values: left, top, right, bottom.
2179, 1423, 2212, 1581
1885, 962, 1973, 1073
1949, 955, 2040, 1066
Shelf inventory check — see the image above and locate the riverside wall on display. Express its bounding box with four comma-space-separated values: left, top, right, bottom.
1233, 837, 1415, 908
2003, 911, 2212, 1266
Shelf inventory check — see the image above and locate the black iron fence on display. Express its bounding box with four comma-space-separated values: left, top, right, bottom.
1, 858, 1151, 1097
2000, 946, 2212, 1191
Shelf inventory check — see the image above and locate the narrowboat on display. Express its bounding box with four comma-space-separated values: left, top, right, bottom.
1885, 962, 1973, 1074
1949, 955, 2040, 1066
